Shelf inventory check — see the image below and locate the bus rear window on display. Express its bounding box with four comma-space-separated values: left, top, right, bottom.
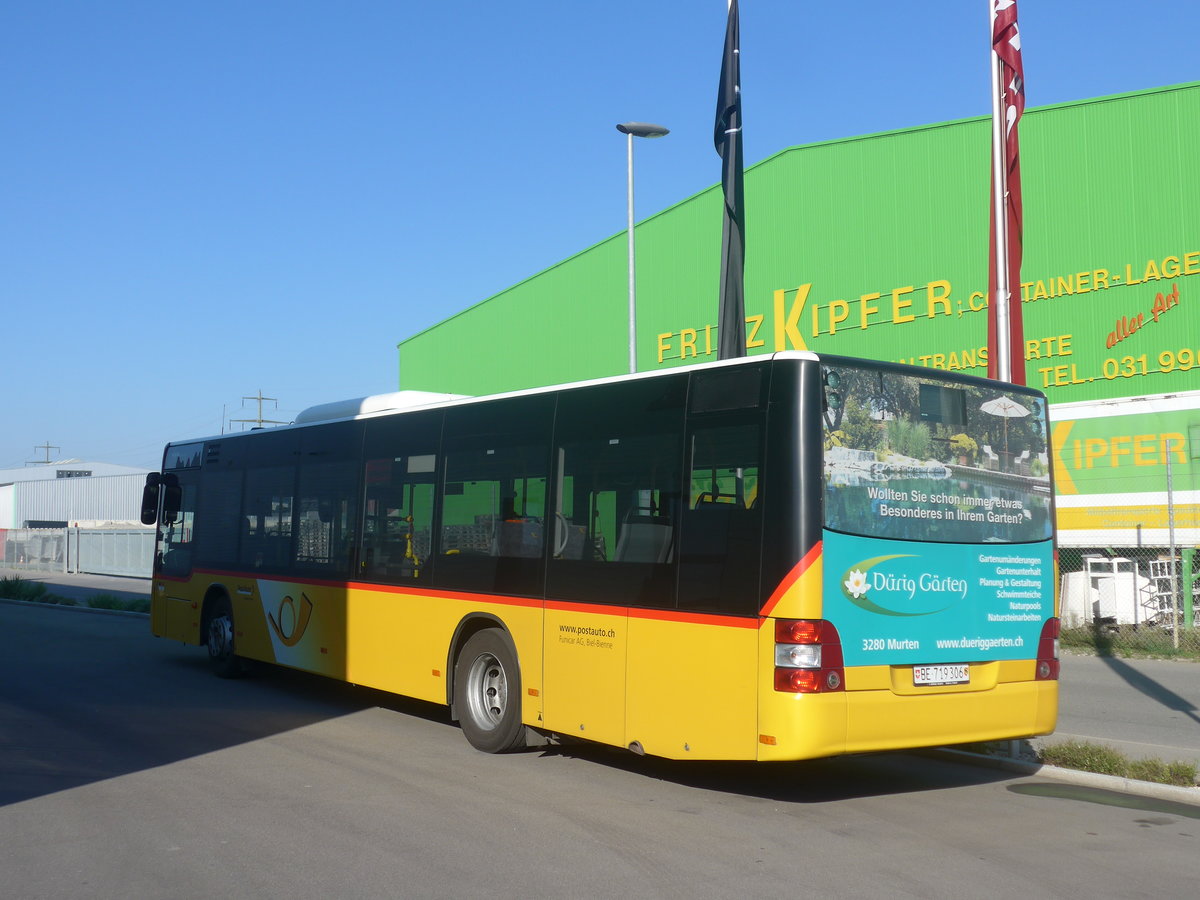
821, 365, 1052, 544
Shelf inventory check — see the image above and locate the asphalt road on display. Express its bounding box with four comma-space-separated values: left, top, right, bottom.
2, 603, 1197, 899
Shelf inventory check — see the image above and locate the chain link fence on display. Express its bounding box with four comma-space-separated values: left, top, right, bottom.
0, 527, 153, 578
0, 528, 65, 571
1058, 545, 1200, 657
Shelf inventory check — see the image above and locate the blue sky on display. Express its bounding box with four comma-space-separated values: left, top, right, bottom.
2, 1, 1195, 469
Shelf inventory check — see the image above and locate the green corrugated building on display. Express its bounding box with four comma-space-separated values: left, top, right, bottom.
397, 83, 1200, 557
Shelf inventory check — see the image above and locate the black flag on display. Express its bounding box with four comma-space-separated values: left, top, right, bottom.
715, 0, 745, 359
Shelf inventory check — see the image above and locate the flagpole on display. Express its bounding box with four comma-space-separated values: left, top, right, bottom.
715, 0, 746, 359
989, 4, 1012, 383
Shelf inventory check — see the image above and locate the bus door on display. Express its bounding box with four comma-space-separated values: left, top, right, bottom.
543, 460, 633, 746
624, 415, 765, 759
544, 375, 688, 748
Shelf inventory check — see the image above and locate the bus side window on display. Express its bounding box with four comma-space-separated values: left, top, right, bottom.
359, 411, 442, 585
295, 459, 359, 575
547, 375, 687, 609
291, 421, 362, 576
194, 468, 243, 570
240, 465, 296, 571
361, 455, 435, 580
677, 421, 764, 615
438, 445, 547, 560
157, 474, 198, 577
436, 395, 554, 597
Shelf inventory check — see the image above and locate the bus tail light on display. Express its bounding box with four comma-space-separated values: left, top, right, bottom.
1036, 617, 1060, 680
773, 619, 845, 693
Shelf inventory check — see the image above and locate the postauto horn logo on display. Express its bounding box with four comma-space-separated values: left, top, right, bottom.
840, 554, 967, 617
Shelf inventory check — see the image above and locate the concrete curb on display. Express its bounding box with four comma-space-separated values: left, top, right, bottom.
0, 596, 149, 619
929, 747, 1200, 806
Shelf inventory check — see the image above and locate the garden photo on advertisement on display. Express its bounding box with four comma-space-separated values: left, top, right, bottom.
822, 364, 1053, 545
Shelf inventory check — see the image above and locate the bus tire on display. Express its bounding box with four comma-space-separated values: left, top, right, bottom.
205, 596, 247, 679
453, 628, 526, 753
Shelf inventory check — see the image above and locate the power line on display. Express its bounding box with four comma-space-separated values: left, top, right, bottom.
27, 441, 61, 465
229, 390, 289, 430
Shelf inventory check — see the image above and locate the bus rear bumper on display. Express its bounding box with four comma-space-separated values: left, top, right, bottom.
756, 679, 1058, 762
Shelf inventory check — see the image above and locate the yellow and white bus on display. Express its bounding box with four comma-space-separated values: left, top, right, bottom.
143, 352, 1058, 760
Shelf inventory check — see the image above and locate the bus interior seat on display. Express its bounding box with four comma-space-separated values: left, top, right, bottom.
493, 517, 543, 558
614, 511, 674, 563
694, 491, 739, 509
554, 518, 588, 560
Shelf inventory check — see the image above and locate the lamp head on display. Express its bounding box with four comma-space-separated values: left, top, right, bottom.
616, 122, 670, 138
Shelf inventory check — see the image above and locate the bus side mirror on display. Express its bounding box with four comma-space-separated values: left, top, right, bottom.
140, 473, 162, 526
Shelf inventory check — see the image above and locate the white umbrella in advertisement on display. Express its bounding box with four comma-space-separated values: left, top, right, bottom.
980, 395, 1030, 461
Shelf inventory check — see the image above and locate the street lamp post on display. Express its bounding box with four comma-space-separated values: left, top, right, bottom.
616, 121, 669, 373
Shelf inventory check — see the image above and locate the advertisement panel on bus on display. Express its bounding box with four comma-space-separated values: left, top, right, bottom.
820, 364, 1055, 669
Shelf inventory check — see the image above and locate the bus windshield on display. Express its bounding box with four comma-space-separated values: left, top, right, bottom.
821, 363, 1052, 544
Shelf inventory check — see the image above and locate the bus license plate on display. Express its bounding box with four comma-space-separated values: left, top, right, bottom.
913, 664, 969, 686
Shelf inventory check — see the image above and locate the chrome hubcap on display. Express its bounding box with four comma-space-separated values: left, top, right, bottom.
208, 614, 233, 659
465, 652, 507, 730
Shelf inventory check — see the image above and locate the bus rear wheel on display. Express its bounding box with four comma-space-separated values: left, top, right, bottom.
454, 629, 526, 753
206, 597, 247, 679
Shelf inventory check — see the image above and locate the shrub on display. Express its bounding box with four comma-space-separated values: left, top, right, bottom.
1126, 758, 1199, 788
88, 594, 151, 614
949, 433, 978, 464
1040, 739, 1126, 776
1040, 739, 1198, 787
0, 576, 75, 606
885, 418, 932, 459
0, 576, 49, 602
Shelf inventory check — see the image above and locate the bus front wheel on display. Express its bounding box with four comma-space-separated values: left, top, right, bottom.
453, 629, 526, 753
205, 596, 247, 679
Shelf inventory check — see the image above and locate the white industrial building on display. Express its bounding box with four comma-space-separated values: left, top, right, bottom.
0, 460, 151, 529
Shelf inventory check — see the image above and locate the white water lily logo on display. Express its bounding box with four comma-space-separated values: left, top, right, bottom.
839, 554, 956, 617
844, 569, 869, 599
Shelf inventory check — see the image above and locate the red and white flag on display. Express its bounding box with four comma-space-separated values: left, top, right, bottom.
987, 0, 1026, 383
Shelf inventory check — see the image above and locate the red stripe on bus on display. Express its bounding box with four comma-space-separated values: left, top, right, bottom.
351, 582, 544, 608
631, 607, 759, 629
546, 599, 758, 629
186, 568, 543, 608
173, 569, 759, 627
191, 568, 352, 591
758, 541, 822, 618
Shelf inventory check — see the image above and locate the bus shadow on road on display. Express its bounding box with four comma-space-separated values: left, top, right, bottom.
0, 617, 457, 809
142, 658, 1016, 806
532, 741, 1016, 803
0, 602, 1015, 809
151, 651, 462, 744
146, 657, 1015, 806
